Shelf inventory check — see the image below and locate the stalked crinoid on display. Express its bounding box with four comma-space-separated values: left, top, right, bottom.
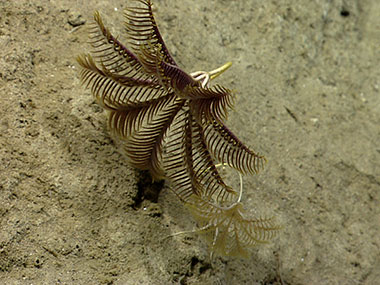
77, 0, 280, 258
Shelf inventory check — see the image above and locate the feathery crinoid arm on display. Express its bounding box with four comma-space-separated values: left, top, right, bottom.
164, 106, 237, 202
204, 119, 266, 175
124, 0, 177, 66
186, 84, 235, 123
89, 3, 196, 98
125, 0, 208, 95
186, 194, 280, 258
89, 11, 154, 83
77, 11, 172, 106
77, 54, 167, 108
163, 105, 202, 200
107, 93, 177, 138
190, 122, 237, 202
109, 94, 186, 180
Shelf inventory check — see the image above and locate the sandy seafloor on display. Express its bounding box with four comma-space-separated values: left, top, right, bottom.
0, 0, 379, 284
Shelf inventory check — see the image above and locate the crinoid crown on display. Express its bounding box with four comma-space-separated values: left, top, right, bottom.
77, 0, 280, 258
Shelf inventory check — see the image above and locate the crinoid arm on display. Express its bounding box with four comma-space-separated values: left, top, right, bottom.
77, 10, 170, 107
203, 119, 266, 175
87, 11, 161, 88
76, 53, 168, 108
163, 106, 238, 202
167, 164, 279, 258
186, 84, 235, 124
185, 194, 280, 258
124, 0, 177, 66
108, 94, 185, 180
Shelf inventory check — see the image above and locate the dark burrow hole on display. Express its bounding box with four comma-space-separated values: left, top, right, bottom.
190, 256, 210, 274
132, 170, 164, 208
340, 9, 350, 17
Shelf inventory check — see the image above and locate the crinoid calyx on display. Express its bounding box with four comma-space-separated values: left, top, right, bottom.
77, 0, 280, 258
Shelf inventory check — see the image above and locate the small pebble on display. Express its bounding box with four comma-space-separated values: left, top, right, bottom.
68, 11, 86, 27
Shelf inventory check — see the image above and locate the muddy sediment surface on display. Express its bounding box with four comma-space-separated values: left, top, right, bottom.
1, 0, 379, 284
